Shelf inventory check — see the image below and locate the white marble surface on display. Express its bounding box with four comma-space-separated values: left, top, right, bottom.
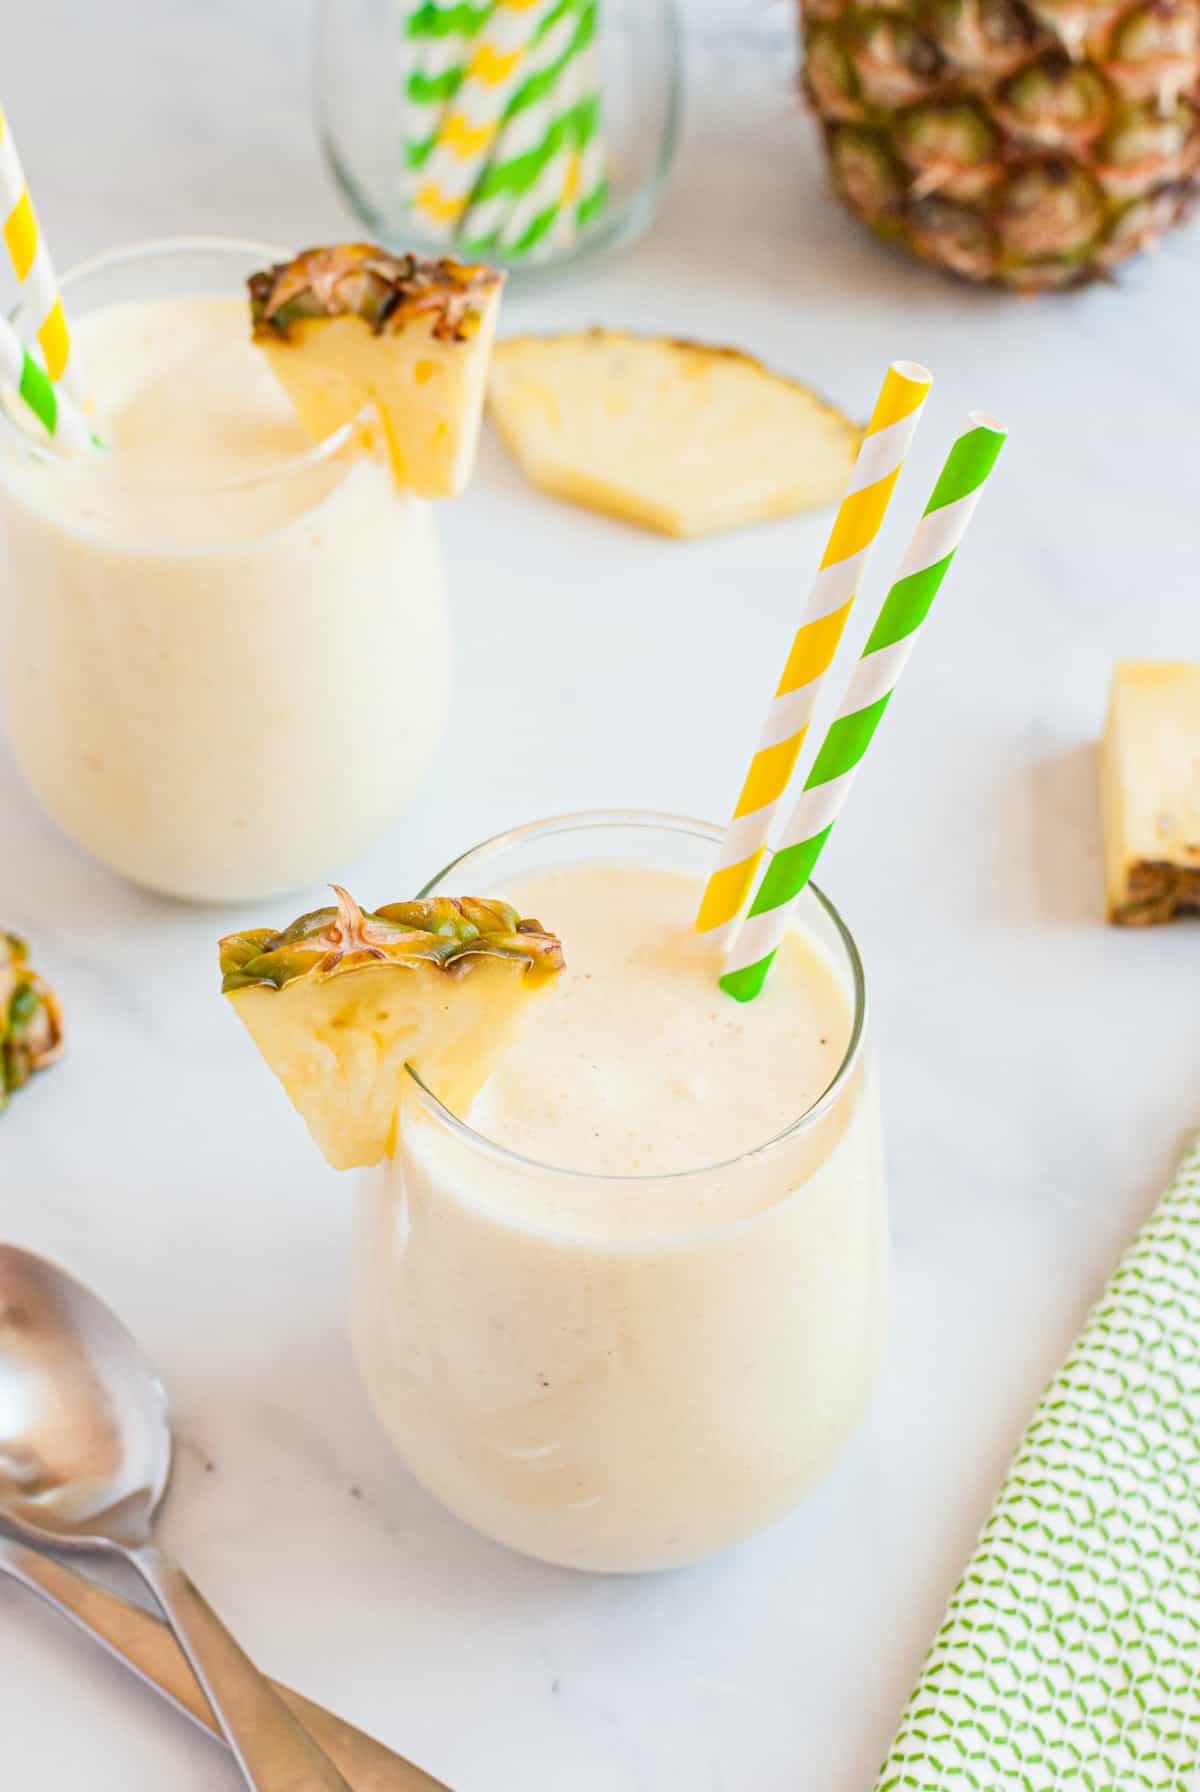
3, 1, 1200, 1786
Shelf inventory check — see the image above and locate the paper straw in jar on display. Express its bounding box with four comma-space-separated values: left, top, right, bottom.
0, 309, 94, 454
496, 93, 597, 258
544, 24, 607, 256
694, 361, 932, 942
0, 104, 85, 403
720, 413, 1007, 1003
495, 4, 600, 257
454, 0, 596, 255
413, 0, 559, 234
571, 49, 609, 241
402, 0, 493, 227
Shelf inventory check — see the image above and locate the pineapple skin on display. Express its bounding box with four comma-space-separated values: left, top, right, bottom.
228, 956, 553, 1170
797, 0, 1200, 289
249, 245, 504, 498
221, 889, 563, 1170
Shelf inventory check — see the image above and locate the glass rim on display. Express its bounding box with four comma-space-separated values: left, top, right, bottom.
0, 234, 365, 494
404, 806, 869, 1185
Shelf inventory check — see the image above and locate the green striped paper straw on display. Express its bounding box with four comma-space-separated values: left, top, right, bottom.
507, 11, 606, 259
570, 48, 610, 242
420, 0, 583, 252
720, 413, 1007, 1004
454, 0, 598, 256
402, 0, 494, 221
415, 0, 576, 224
0, 310, 94, 455
405, 1, 494, 113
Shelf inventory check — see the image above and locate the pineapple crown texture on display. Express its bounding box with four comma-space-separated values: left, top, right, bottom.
219, 886, 564, 994
248, 244, 504, 344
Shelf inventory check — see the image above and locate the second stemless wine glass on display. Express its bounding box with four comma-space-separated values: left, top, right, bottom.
353, 810, 887, 1574
0, 237, 450, 903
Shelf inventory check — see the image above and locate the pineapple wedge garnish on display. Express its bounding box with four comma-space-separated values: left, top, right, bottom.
249, 244, 504, 499
220, 887, 562, 1170
2, 933, 64, 1113
487, 330, 861, 538
1100, 661, 1200, 925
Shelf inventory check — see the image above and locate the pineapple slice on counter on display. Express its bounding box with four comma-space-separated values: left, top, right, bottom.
2, 933, 63, 1113
486, 330, 861, 538
249, 244, 504, 499
221, 888, 563, 1170
1100, 661, 1200, 925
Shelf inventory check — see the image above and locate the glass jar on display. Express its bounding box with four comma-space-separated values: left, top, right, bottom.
352, 809, 887, 1573
316, 0, 682, 275
0, 237, 450, 903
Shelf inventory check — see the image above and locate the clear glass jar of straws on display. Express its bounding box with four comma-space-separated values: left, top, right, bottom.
316, 0, 682, 274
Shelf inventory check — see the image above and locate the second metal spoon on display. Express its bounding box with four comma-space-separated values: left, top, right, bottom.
0, 1244, 354, 1792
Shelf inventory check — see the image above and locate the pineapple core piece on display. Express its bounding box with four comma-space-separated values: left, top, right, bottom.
1, 932, 64, 1113
1100, 661, 1200, 925
487, 330, 861, 538
249, 244, 504, 499
220, 887, 562, 1170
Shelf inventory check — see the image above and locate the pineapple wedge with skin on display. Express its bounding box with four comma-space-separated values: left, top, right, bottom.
249, 245, 504, 499
487, 330, 861, 539
221, 887, 563, 1171
1, 933, 64, 1113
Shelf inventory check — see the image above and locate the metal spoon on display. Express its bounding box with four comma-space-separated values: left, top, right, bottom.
0, 1245, 355, 1792
0, 1537, 451, 1788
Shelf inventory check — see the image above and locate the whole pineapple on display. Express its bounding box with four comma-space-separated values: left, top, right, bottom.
798, 0, 1200, 288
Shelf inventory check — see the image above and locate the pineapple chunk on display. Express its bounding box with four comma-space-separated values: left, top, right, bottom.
221, 888, 562, 1170
1100, 661, 1200, 925
486, 330, 861, 538
249, 245, 504, 499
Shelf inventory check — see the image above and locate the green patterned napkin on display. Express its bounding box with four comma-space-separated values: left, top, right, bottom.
877, 1135, 1200, 1791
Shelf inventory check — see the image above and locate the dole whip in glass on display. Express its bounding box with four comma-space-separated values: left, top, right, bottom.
221, 812, 885, 1573
0, 240, 502, 901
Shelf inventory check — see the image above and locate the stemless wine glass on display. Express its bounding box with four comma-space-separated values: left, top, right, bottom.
0, 238, 450, 903
353, 810, 887, 1574
316, 0, 682, 274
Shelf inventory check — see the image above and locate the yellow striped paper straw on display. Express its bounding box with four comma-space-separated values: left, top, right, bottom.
414, 0, 547, 235
403, 2, 493, 224
722, 412, 1007, 1002
0, 104, 85, 402
0, 309, 93, 454
449, 0, 597, 256
695, 360, 932, 939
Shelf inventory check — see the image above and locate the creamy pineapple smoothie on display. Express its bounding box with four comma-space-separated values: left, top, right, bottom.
0, 241, 459, 901
352, 817, 885, 1573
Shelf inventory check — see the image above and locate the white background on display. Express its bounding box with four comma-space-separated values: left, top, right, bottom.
3, 1, 1200, 1787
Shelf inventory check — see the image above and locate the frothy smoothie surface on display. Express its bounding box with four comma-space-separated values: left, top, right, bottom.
84, 294, 313, 484
8, 294, 355, 548
466, 862, 852, 1177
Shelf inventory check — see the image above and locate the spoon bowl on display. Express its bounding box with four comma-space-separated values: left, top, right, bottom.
0, 1246, 169, 1546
